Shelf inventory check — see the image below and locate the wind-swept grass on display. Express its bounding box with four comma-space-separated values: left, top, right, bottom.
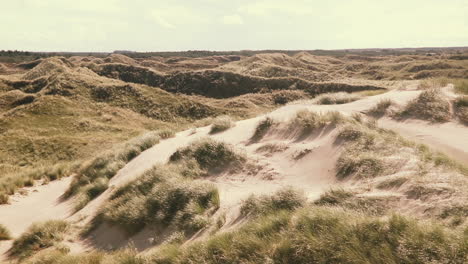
313, 92, 362, 105
169, 138, 245, 175
9, 220, 69, 259
209, 116, 235, 134
66, 131, 166, 211
240, 187, 306, 217
398, 89, 451, 122
91, 165, 219, 236
0, 224, 11, 240
251, 117, 276, 141
367, 99, 393, 117
149, 206, 468, 264
454, 96, 468, 124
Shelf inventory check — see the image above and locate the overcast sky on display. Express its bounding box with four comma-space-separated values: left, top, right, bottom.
1, 0, 467, 52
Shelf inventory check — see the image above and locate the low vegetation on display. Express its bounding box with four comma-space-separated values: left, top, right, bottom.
251, 117, 276, 141
169, 138, 245, 175
9, 220, 69, 259
454, 96, 468, 124
149, 206, 467, 264
398, 89, 451, 122
288, 110, 345, 135
452, 79, 468, 95
313, 92, 362, 104
367, 99, 393, 117
91, 165, 219, 236
0, 224, 11, 240
240, 188, 306, 217
0, 162, 74, 204
66, 131, 167, 211
209, 115, 235, 134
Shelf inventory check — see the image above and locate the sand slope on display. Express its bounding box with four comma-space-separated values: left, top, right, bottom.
1, 83, 467, 258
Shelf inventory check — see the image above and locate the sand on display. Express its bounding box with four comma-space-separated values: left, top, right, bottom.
1, 82, 467, 257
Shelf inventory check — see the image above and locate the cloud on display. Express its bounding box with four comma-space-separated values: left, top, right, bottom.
222, 14, 244, 25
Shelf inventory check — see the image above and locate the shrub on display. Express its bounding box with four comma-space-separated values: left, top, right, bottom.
0, 224, 11, 240
314, 92, 361, 105
209, 116, 235, 134
9, 220, 69, 259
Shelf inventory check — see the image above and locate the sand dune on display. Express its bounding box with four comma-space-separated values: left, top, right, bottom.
1, 82, 467, 258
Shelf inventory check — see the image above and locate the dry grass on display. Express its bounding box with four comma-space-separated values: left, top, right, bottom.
398, 89, 451, 122
313, 92, 362, 104
209, 115, 235, 134
0, 224, 11, 240
251, 117, 276, 141
91, 165, 219, 236
66, 131, 164, 211
169, 138, 245, 176
367, 99, 393, 117
454, 96, 468, 124
9, 220, 69, 259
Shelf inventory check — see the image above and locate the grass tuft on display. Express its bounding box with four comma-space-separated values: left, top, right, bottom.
0, 224, 11, 240
9, 220, 69, 259
92, 165, 219, 236
251, 117, 276, 141
367, 99, 393, 117
398, 89, 451, 122
240, 187, 306, 217
169, 138, 245, 174
313, 92, 362, 104
209, 116, 235, 134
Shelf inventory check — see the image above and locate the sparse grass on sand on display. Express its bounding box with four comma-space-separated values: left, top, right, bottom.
91, 165, 219, 236
452, 79, 468, 95
0, 224, 11, 240
313, 92, 362, 105
288, 110, 345, 135
9, 220, 69, 259
66, 130, 169, 211
209, 115, 235, 134
398, 89, 451, 122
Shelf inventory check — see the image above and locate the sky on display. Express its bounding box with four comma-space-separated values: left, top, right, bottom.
1, 0, 467, 52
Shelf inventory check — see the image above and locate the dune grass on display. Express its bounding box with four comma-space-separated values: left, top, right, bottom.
66, 131, 168, 211
251, 117, 276, 141
91, 165, 219, 236
454, 96, 468, 124
0, 162, 75, 204
313, 92, 362, 105
149, 206, 468, 264
288, 110, 345, 135
9, 220, 69, 259
169, 138, 245, 176
398, 89, 451, 122
209, 115, 235, 134
0, 224, 11, 240
367, 98, 393, 117
240, 188, 306, 217
452, 79, 468, 95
